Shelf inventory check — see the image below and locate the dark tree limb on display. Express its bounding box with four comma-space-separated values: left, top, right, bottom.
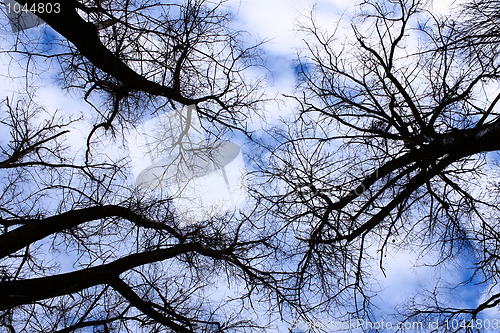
0, 205, 184, 259
109, 277, 194, 333
15, 0, 218, 105
0, 243, 203, 310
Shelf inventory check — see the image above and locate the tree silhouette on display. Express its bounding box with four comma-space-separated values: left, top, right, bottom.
0, 1, 271, 332
250, 0, 500, 329
2, 0, 500, 332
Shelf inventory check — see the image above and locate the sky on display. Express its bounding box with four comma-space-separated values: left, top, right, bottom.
228, 1, 496, 331
226, 0, 492, 331
0, 0, 498, 332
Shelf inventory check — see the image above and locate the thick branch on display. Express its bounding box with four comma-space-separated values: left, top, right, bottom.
320, 117, 500, 243
109, 278, 193, 333
0, 205, 183, 259
0, 243, 202, 310
15, 0, 207, 105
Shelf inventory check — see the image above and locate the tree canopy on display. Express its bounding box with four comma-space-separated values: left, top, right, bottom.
1, 0, 500, 332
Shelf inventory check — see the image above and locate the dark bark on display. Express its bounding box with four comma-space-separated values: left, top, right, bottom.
109, 277, 194, 333
15, 0, 211, 105
0, 243, 202, 310
0, 205, 183, 259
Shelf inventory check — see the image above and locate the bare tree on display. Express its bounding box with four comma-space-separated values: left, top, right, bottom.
4, 0, 500, 331
248, 0, 500, 330
0, 1, 275, 332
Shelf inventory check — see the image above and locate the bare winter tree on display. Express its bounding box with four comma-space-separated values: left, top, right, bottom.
247, 0, 500, 330
0, 1, 276, 332
3, 0, 500, 332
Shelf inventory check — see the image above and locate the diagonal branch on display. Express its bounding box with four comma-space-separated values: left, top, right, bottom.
0, 205, 183, 259
109, 277, 194, 333
15, 0, 213, 105
0, 243, 203, 310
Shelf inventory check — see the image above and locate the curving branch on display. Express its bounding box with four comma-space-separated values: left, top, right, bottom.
0, 205, 184, 259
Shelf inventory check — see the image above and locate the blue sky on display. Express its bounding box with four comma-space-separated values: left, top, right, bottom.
1, 0, 499, 331
227, 1, 497, 331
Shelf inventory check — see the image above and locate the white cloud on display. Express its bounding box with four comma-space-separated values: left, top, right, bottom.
231, 0, 353, 54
